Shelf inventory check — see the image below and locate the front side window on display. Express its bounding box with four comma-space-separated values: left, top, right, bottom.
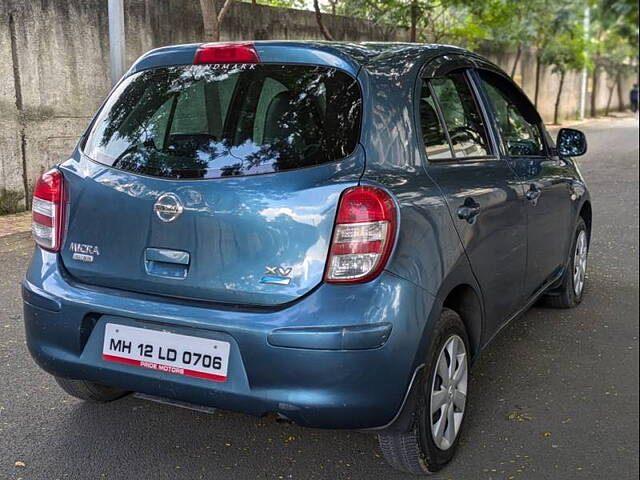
478, 70, 545, 157
83, 65, 362, 179
429, 72, 490, 158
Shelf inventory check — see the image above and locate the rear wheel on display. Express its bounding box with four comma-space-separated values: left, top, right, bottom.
378, 308, 470, 475
54, 376, 129, 402
543, 218, 589, 308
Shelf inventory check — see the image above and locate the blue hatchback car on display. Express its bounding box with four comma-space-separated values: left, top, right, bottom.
23, 41, 591, 474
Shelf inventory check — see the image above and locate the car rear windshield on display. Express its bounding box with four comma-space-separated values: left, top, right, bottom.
83, 64, 362, 179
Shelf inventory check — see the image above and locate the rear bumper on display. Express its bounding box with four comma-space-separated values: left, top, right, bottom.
23, 249, 438, 429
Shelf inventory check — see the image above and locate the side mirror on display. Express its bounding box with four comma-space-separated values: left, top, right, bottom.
557, 128, 587, 157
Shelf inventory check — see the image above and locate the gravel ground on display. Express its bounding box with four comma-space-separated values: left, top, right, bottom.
0, 116, 638, 480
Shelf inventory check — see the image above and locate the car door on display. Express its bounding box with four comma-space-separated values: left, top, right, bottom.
418, 67, 527, 336
474, 69, 574, 299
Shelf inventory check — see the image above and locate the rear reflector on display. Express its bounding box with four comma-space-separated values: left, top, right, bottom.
32, 169, 64, 252
193, 42, 260, 64
325, 186, 397, 283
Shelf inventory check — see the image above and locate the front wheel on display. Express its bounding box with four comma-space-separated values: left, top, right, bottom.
543, 217, 589, 308
378, 308, 470, 475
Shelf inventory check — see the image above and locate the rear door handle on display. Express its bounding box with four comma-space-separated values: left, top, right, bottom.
526, 183, 543, 205
457, 198, 481, 224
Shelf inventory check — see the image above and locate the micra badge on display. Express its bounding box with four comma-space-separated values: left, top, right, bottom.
260, 266, 292, 285
69, 242, 100, 263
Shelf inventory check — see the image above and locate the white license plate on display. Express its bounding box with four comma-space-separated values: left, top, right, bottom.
102, 323, 230, 382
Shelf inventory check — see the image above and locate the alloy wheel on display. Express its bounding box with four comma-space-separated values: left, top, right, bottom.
573, 230, 588, 297
430, 335, 468, 450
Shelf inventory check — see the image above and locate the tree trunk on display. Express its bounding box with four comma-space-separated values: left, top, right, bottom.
199, 0, 218, 41
510, 44, 522, 79
605, 78, 616, 116
616, 72, 625, 111
199, 0, 233, 42
314, 0, 334, 40
590, 52, 601, 117
554, 70, 566, 125
534, 53, 542, 108
217, 0, 234, 35
590, 65, 599, 117
410, 0, 418, 42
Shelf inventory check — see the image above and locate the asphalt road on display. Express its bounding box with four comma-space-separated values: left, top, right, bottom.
1, 116, 638, 480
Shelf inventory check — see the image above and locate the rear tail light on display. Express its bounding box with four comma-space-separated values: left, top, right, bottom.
325, 186, 397, 283
193, 42, 260, 64
32, 169, 65, 252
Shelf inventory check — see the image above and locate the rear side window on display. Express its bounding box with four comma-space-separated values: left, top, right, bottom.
84, 65, 362, 179
428, 72, 490, 158
477, 70, 545, 157
419, 83, 453, 159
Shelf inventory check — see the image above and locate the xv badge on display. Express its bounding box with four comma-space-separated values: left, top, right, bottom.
261, 266, 292, 285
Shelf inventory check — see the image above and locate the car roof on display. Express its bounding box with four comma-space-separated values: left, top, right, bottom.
290, 41, 463, 63
127, 41, 501, 79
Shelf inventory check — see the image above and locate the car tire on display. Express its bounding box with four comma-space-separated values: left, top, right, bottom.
54, 376, 129, 402
543, 217, 589, 309
378, 308, 470, 475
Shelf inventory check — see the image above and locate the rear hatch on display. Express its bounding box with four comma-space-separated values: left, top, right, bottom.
59, 54, 364, 306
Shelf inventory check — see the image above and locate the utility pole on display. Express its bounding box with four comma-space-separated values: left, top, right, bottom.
108, 0, 126, 86
579, 5, 590, 120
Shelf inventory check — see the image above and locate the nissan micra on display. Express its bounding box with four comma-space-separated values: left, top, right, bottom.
23, 41, 591, 474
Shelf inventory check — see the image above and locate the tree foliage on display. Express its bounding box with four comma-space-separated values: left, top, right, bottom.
242, 0, 637, 118
588, 0, 639, 115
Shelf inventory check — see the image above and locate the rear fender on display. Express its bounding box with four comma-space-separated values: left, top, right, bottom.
372, 254, 483, 434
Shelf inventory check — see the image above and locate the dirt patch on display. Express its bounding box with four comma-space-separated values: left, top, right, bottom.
0, 211, 31, 238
